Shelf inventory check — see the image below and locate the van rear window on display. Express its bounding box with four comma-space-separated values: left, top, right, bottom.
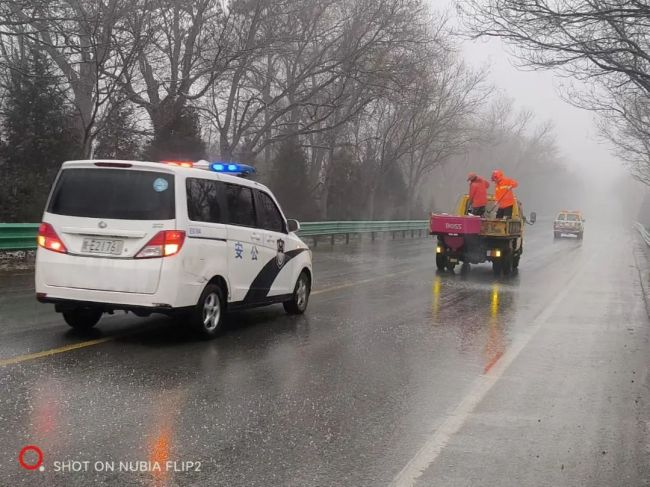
48, 168, 175, 220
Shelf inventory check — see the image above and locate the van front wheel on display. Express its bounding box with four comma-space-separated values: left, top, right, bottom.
284, 271, 311, 314
62, 308, 102, 329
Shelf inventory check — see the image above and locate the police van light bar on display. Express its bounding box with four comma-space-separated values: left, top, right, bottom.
209, 162, 256, 175
162, 160, 193, 168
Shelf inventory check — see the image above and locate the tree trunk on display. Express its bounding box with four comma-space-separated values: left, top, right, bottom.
219, 130, 233, 161
367, 186, 377, 220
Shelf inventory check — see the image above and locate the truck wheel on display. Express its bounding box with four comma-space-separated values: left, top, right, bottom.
446, 262, 456, 273
577, 232, 583, 240
554, 232, 560, 239
62, 308, 102, 330
190, 284, 226, 339
436, 253, 447, 271
461, 262, 471, 275
492, 260, 502, 276
513, 255, 520, 270
502, 254, 513, 276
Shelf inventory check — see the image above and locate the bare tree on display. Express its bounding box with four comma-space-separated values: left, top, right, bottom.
399, 56, 488, 217
112, 0, 239, 156
458, 0, 650, 182
202, 0, 433, 161
0, 0, 144, 156
427, 94, 565, 212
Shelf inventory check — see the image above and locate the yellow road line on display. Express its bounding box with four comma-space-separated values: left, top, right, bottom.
312, 268, 419, 295
0, 337, 114, 367
0, 266, 425, 367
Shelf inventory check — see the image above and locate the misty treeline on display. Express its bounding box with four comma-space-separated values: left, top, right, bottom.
0, 0, 570, 222
460, 0, 650, 187
429, 96, 581, 215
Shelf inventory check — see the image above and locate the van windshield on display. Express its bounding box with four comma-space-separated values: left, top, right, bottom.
48, 168, 175, 220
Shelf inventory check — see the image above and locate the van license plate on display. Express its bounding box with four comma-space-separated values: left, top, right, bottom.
81, 238, 123, 255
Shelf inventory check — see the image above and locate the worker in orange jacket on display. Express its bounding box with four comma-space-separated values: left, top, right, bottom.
491, 169, 518, 218
467, 172, 489, 216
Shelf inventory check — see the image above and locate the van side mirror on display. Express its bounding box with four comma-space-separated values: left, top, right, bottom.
530, 212, 537, 224
286, 219, 300, 233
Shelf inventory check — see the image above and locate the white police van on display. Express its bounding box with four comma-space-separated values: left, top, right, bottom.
35, 159, 312, 338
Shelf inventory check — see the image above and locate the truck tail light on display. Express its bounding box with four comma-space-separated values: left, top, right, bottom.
37, 223, 68, 253
135, 230, 185, 259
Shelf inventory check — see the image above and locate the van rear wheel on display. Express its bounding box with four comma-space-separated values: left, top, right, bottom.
190, 284, 226, 339
62, 308, 102, 330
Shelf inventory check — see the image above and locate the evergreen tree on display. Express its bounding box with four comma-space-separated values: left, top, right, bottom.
326, 149, 365, 220
375, 163, 408, 219
145, 106, 206, 161
94, 99, 141, 160
0, 49, 79, 221
269, 138, 319, 220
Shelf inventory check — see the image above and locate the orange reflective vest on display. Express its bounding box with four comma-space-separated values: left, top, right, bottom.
494, 177, 518, 208
469, 177, 489, 207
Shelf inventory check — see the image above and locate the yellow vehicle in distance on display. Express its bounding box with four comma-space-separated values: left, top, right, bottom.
553, 210, 585, 240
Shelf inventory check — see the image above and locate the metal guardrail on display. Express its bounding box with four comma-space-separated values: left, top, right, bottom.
635, 222, 650, 247
0, 220, 430, 251
299, 220, 429, 246
0, 224, 39, 251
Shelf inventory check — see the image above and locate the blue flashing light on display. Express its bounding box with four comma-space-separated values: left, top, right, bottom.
209, 162, 256, 176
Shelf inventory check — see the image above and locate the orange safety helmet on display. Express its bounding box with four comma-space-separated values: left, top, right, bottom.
491, 169, 503, 182
467, 172, 478, 181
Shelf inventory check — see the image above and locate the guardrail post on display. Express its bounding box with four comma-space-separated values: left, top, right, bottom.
402, 230, 406, 238
331, 234, 335, 246
346, 233, 349, 244
371, 231, 375, 241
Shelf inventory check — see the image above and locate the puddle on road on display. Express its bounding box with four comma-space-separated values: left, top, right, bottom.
430, 272, 516, 374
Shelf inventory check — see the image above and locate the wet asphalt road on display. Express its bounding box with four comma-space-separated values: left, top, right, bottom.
0, 222, 649, 486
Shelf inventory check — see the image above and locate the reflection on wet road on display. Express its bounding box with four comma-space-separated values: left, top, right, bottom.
0, 223, 648, 486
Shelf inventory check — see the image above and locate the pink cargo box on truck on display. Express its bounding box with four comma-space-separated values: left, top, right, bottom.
429, 214, 482, 235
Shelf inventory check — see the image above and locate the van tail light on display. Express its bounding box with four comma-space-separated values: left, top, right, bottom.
135, 230, 185, 259
37, 223, 68, 253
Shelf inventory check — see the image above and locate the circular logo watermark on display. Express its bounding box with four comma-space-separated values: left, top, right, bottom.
18, 445, 44, 471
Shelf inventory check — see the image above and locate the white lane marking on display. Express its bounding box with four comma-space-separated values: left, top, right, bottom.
391, 258, 588, 487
